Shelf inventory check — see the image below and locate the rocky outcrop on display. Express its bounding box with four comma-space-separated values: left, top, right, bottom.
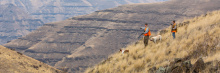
149, 58, 220, 73
191, 58, 205, 73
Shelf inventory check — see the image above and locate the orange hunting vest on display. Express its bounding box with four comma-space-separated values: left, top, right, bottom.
144, 28, 151, 36
172, 23, 177, 32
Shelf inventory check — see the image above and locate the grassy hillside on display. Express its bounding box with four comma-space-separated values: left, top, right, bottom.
0, 45, 64, 73
86, 11, 220, 73
4, 0, 220, 72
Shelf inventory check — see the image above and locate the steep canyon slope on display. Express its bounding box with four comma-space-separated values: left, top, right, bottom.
4, 0, 220, 72
0, 4, 43, 44
86, 10, 220, 73
0, 0, 166, 45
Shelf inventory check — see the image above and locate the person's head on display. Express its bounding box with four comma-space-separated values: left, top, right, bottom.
145, 23, 148, 27
173, 20, 175, 23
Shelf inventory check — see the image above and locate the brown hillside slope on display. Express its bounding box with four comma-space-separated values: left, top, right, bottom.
86, 11, 220, 73
0, 45, 64, 73
4, 0, 220, 72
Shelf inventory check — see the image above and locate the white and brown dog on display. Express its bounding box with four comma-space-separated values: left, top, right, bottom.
150, 35, 162, 43
120, 49, 129, 54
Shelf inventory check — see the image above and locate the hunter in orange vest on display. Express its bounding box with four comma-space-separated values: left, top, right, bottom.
140, 23, 151, 46
171, 20, 177, 39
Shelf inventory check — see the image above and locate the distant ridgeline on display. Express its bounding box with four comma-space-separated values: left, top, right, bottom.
0, 0, 167, 23
0, 4, 43, 45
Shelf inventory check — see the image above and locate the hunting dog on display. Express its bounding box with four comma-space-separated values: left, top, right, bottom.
120, 49, 129, 54
150, 35, 162, 43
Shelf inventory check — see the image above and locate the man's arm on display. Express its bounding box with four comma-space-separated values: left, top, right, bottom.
144, 27, 149, 34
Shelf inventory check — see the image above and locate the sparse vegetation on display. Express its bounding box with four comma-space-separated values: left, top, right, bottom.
0, 45, 64, 73
86, 11, 220, 73
17, 52, 23, 55
59, 66, 69, 72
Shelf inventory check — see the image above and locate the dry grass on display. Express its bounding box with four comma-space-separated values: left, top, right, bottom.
85, 11, 220, 73
0, 45, 64, 73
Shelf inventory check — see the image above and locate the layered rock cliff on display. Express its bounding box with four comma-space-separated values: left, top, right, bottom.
0, 0, 167, 23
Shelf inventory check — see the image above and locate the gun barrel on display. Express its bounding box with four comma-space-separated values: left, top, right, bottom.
137, 33, 143, 39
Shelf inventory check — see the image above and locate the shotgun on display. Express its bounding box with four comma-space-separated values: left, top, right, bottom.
135, 33, 144, 45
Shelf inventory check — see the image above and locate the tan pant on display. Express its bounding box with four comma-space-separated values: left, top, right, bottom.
144, 36, 149, 47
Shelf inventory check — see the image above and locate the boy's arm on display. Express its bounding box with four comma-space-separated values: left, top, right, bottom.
140, 27, 145, 29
